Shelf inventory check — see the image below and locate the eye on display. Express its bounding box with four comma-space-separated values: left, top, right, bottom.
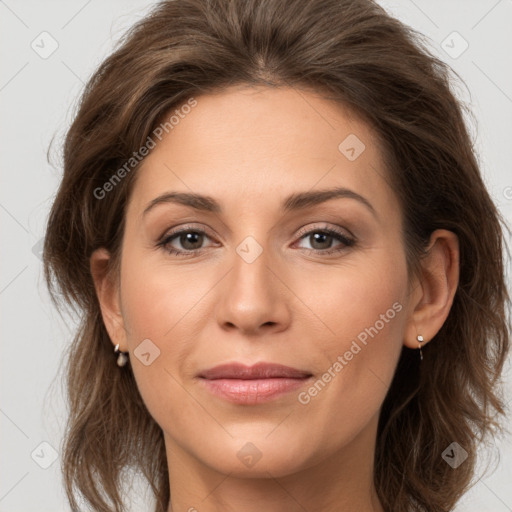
158, 226, 215, 256
294, 224, 355, 255
157, 223, 356, 257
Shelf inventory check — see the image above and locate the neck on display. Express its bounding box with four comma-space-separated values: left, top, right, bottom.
165, 412, 384, 512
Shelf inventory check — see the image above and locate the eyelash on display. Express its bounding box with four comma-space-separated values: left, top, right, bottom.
157, 224, 356, 257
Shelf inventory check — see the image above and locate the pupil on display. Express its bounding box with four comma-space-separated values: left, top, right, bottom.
311, 233, 331, 249
182, 232, 202, 250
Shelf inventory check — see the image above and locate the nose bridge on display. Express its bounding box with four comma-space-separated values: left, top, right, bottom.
215, 229, 289, 333
230, 233, 273, 304
229, 210, 275, 281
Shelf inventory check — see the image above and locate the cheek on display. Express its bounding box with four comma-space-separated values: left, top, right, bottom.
295, 248, 408, 439
117, 254, 211, 432
117, 245, 202, 375
120, 248, 208, 341
304, 244, 408, 347
325, 271, 406, 353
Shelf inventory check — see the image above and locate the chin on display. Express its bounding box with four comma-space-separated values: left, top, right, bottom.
198, 434, 320, 478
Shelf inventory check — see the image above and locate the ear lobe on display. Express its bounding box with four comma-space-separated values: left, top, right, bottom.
90, 248, 127, 350
403, 229, 460, 349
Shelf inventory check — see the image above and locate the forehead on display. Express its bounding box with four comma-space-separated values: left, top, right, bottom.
127, 85, 397, 220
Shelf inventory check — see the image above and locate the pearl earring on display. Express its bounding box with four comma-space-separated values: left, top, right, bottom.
114, 343, 129, 367
417, 335, 424, 361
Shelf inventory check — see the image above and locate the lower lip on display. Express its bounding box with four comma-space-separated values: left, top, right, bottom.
198, 377, 312, 404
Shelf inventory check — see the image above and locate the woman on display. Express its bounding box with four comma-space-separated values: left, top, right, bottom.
43, 0, 510, 511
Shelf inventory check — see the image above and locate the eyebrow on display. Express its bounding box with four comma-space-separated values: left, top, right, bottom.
142, 186, 377, 218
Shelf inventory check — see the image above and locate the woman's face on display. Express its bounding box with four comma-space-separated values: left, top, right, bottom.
112, 85, 415, 477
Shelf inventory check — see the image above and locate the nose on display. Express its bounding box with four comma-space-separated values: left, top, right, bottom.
215, 243, 291, 336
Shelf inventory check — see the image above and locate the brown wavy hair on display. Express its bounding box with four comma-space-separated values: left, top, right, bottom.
43, 0, 511, 510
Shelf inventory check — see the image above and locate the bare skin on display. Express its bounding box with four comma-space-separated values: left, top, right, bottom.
91, 85, 459, 512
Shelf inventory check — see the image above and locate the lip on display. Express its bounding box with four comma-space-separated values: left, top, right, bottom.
197, 363, 313, 405
197, 362, 312, 380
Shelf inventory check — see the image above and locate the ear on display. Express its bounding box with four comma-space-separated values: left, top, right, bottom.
90, 248, 127, 351
403, 229, 460, 349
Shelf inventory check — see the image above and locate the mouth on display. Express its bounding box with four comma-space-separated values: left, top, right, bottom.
196, 362, 313, 405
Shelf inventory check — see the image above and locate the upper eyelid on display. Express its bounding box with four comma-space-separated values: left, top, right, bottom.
295, 223, 354, 240
160, 223, 351, 237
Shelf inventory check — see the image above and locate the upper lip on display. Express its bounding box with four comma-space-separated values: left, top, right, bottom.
197, 362, 313, 380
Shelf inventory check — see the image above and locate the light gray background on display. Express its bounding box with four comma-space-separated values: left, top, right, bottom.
1, 0, 511, 510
